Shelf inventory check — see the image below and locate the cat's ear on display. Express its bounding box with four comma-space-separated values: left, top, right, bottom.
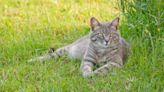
90, 17, 100, 31
111, 17, 119, 29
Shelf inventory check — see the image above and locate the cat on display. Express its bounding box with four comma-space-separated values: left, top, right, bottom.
28, 17, 130, 78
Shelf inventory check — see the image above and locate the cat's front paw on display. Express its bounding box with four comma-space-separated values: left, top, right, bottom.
82, 72, 93, 78
93, 70, 107, 76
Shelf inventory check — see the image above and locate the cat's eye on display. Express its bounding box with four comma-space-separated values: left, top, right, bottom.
113, 36, 118, 41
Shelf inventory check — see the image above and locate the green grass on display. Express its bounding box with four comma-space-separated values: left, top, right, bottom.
0, 0, 163, 92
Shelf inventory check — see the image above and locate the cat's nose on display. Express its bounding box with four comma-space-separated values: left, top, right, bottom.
105, 40, 108, 43
104, 40, 109, 45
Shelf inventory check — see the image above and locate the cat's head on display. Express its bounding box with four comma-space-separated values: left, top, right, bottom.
90, 17, 120, 48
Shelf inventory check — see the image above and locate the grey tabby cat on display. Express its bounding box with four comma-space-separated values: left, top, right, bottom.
28, 17, 130, 77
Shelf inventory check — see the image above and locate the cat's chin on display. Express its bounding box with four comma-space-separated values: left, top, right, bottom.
103, 46, 110, 48
99, 45, 110, 48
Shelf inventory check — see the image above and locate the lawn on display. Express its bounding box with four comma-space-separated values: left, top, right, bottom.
0, 0, 163, 92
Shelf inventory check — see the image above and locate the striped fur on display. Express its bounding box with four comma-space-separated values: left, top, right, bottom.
28, 17, 130, 78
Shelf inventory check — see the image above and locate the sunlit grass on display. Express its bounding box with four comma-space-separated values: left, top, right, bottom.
0, 0, 163, 91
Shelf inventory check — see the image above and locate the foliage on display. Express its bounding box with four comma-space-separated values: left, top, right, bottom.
119, 0, 163, 36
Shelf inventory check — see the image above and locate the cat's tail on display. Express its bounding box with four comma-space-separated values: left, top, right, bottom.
28, 48, 56, 63
28, 54, 52, 63
28, 47, 68, 63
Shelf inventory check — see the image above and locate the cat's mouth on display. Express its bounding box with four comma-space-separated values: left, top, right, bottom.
103, 45, 110, 48
100, 43, 110, 48
94, 41, 110, 48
